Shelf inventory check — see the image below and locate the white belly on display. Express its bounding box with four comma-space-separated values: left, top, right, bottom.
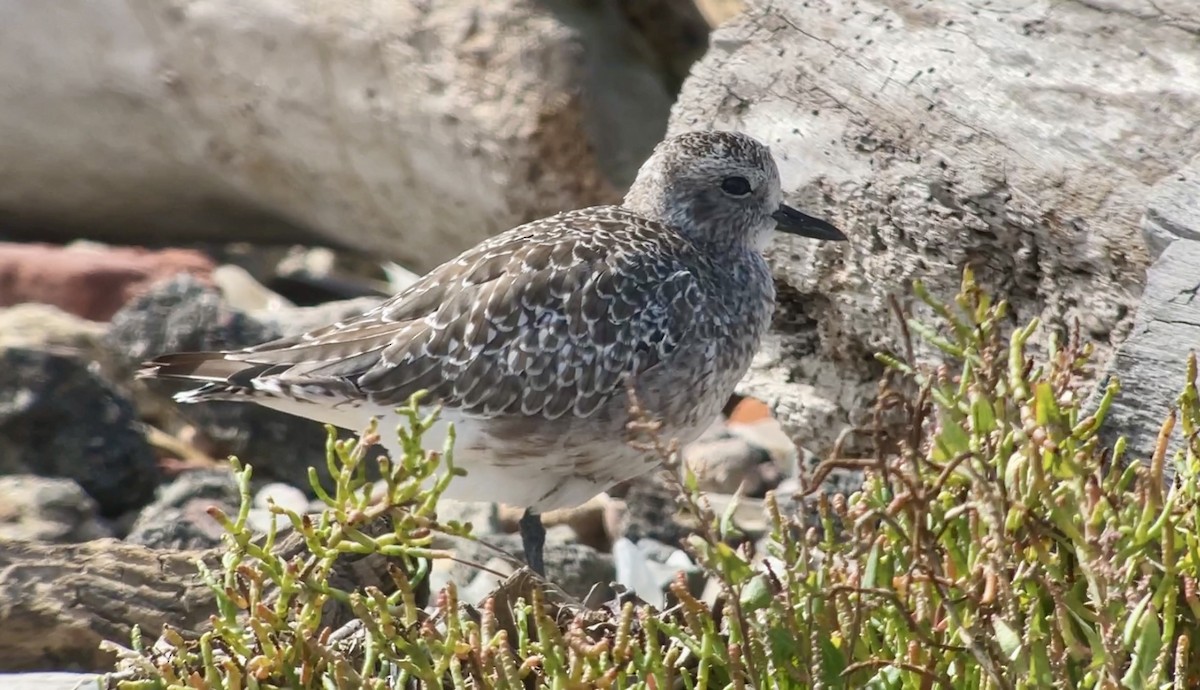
246, 397, 689, 512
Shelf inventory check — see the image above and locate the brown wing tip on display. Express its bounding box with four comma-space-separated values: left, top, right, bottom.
136, 351, 242, 383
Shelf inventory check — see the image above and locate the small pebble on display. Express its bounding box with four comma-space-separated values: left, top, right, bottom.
254, 482, 310, 515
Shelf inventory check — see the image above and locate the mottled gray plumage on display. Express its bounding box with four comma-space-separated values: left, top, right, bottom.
140, 130, 846, 572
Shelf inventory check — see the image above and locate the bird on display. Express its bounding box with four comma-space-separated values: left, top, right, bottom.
138, 130, 848, 576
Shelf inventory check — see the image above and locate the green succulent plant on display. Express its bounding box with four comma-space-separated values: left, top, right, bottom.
101, 268, 1200, 689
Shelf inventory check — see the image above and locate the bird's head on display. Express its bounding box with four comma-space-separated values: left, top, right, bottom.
623, 130, 846, 251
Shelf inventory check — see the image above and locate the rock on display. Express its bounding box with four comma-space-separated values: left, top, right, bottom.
0, 303, 112, 370
725, 394, 800, 474
1090, 239, 1200, 470
0, 0, 694, 272
1142, 155, 1200, 261
265, 267, 391, 308
614, 468, 816, 552
268, 245, 399, 304
669, 1, 1200, 465
613, 537, 703, 609
497, 493, 612, 551
611, 399, 793, 521
702, 493, 772, 537
431, 499, 502, 549
125, 469, 240, 549
724, 394, 771, 426
254, 482, 310, 515
106, 275, 382, 493
208, 243, 397, 307
381, 262, 423, 295
211, 264, 294, 315
681, 421, 781, 496
0, 475, 113, 543
615, 473, 696, 548
245, 481, 313, 535
244, 508, 285, 537
0, 242, 214, 322
426, 558, 460, 601
106, 275, 278, 377
450, 532, 616, 603
457, 556, 523, 606
0, 303, 158, 453
253, 296, 386, 340
0, 347, 159, 516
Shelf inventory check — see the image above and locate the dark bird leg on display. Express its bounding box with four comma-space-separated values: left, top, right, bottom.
518, 508, 546, 576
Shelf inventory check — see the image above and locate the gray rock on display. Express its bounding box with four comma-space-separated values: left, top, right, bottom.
669, 0, 1200, 472
0, 0, 690, 272
125, 469, 240, 549
106, 275, 383, 494
1090, 239, 1200, 470
615, 468, 832, 554
0, 347, 159, 516
1143, 155, 1200, 261
616, 473, 693, 549
0, 475, 113, 542
106, 274, 278, 379
613, 537, 702, 609
0, 301, 132, 415
437, 530, 615, 602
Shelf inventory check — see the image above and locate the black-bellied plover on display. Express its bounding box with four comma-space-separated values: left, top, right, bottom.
139, 130, 847, 575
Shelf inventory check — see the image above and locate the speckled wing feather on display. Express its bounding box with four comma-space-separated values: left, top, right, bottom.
152, 207, 705, 421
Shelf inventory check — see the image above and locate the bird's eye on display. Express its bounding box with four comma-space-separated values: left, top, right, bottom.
720, 176, 752, 196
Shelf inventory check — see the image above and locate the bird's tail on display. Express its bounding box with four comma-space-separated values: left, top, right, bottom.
138, 351, 271, 404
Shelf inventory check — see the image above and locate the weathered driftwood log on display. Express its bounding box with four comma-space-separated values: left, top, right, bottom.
0, 538, 219, 672
0, 517, 415, 673
0, 0, 688, 271
670, 0, 1200, 465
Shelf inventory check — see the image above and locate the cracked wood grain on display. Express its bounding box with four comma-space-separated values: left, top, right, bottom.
0, 515, 412, 672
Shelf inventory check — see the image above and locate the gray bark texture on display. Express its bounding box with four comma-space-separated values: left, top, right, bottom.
1091, 240, 1200, 469
1091, 155, 1200, 469
1142, 154, 1200, 261
0, 517, 409, 673
0, 0, 690, 272
0, 539, 217, 672
668, 0, 1200, 460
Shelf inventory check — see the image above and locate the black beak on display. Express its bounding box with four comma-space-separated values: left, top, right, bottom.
773, 204, 847, 241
